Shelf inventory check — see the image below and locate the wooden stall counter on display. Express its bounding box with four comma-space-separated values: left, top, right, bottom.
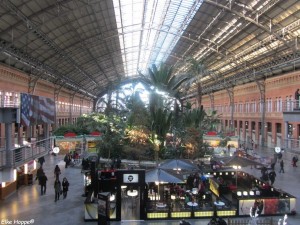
0, 181, 17, 200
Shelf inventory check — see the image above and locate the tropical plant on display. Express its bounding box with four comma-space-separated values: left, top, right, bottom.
186, 57, 205, 107
205, 109, 222, 132
182, 106, 208, 158
97, 114, 126, 159
52, 124, 80, 136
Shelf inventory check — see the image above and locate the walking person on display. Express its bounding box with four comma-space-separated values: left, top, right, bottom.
279, 159, 284, 173
54, 178, 62, 202
227, 144, 230, 155
62, 177, 69, 199
35, 166, 44, 183
64, 153, 71, 168
292, 155, 298, 167
54, 165, 61, 179
268, 170, 276, 185
38, 156, 45, 167
39, 172, 48, 195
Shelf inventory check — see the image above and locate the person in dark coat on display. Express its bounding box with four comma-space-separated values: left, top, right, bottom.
268, 170, 276, 185
116, 157, 121, 169
292, 155, 298, 167
39, 172, 48, 195
35, 166, 44, 183
62, 177, 69, 199
54, 178, 62, 202
38, 156, 45, 167
279, 159, 284, 173
54, 165, 61, 179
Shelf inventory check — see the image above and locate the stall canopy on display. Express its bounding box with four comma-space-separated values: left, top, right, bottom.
220, 155, 267, 168
145, 168, 184, 183
159, 159, 199, 171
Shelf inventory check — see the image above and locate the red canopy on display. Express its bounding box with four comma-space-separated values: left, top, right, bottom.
90, 131, 101, 136
64, 132, 77, 137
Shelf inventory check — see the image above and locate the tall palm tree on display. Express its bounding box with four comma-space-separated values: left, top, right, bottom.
183, 105, 207, 158
186, 57, 205, 107
150, 107, 172, 162
139, 63, 190, 161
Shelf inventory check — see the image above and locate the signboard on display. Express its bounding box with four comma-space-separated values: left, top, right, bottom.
123, 174, 139, 183
98, 198, 107, 217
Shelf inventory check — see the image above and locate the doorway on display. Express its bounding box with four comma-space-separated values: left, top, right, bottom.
121, 186, 140, 220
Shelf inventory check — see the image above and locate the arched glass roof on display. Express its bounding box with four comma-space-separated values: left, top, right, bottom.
0, 0, 300, 100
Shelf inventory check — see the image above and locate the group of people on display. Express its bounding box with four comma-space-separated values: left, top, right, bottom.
36, 156, 70, 202
64, 152, 80, 168
110, 157, 122, 169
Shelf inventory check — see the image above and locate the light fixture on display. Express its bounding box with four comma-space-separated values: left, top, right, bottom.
237, 191, 242, 196
243, 191, 248, 196
110, 194, 115, 201
24, 164, 28, 174
249, 191, 254, 196
171, 195, 176, 200
127, 189, 138, 197
256, 191, 260, 195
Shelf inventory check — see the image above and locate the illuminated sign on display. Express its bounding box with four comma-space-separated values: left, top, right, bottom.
123, 174, 139, 183
209, 178, 220, 197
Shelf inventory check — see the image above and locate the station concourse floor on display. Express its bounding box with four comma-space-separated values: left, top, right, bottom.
0, 147, 300, 225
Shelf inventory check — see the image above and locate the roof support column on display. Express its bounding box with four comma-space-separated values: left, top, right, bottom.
255, 79, 266, 147
208, 92, 215, 111
53, 86, 62, 130
69, 94, 75, 124
226, 87, 234, 132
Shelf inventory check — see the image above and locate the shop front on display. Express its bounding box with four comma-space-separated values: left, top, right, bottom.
84, 167, 295, 221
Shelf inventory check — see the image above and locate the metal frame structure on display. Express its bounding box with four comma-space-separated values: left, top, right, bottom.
0, 0, 300, 100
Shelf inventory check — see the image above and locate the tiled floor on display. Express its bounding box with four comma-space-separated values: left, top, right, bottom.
0, 146, 299, 225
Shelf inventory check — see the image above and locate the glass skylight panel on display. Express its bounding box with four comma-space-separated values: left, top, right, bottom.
113, 0, 203, 77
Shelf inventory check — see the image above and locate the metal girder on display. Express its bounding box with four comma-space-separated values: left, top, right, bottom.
2, 0, 100, 87
205, 0, 295, 52
28, 71, 43, 94
60, 14, 110, 81
0, 39, 96, 98
201, 51, 300, 95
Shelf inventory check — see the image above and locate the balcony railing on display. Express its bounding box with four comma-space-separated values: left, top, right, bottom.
0, 137, 54, 169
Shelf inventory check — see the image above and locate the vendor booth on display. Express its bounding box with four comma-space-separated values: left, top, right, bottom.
84, 164, 296, 221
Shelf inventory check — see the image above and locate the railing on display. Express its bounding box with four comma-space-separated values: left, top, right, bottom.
0, 91, 20, 108
282, 100, 300, 112
227, 217, 276, 225
0, 137, 54, 169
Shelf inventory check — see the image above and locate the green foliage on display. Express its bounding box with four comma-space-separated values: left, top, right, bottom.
126, 92, 150, 129
52, 124, 88, 136
219, 137, 231, 147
